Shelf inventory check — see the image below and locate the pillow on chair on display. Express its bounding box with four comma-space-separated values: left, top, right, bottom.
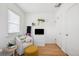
25, 36, 33, 43
23, 35, 33, 48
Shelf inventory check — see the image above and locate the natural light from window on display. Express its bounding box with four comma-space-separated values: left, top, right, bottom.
8, 10, 20, 33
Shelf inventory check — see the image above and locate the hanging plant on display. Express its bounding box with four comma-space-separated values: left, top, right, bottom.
38, 19, 45, 22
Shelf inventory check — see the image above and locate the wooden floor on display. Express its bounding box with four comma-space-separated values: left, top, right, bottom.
16, 43, 67, 56
38, 44, 67, 56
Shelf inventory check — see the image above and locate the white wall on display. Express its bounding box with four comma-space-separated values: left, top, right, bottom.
0, 4, 25, 48
25, 12, 56, 44
0, 4, 8, 48
55, 3, 79, 56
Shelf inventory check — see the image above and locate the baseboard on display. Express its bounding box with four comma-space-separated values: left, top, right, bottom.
65, 53, 69, 56
56, 43, 69, 56
45, 42, 56, 44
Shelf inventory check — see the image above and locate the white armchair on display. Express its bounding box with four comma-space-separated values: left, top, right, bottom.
16, 37, 23, 55
16, 35, 33, 55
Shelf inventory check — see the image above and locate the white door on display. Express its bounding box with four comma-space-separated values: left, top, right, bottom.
56, 12, 68, 53
60, 13, 68, 53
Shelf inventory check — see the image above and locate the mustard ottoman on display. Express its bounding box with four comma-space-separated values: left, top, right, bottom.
24, 45, 38, 56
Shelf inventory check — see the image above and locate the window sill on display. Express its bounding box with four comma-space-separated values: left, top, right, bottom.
7, 32, 20, 37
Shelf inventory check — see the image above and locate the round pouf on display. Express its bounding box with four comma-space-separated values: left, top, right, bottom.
24, 45, 38, 56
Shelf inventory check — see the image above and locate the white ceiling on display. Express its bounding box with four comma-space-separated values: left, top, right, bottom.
17, 3, 60, 13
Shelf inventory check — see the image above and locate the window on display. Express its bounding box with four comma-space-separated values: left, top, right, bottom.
8, 10, 20, 33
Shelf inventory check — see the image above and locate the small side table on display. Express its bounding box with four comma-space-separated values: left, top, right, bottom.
0, 48, 3, 56
4, 45, 17, 56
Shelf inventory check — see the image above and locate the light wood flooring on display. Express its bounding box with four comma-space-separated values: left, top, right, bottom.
38, 43, 67, 56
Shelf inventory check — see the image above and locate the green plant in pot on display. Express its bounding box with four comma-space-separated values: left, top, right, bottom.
37, 18, 45, 25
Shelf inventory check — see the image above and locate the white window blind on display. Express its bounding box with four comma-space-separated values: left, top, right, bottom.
8, 10, 20, 33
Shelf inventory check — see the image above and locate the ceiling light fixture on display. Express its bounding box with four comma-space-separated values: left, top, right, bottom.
54, 3, 62, 7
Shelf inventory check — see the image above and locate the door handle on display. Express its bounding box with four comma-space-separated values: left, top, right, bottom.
66, 34, 69, 36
